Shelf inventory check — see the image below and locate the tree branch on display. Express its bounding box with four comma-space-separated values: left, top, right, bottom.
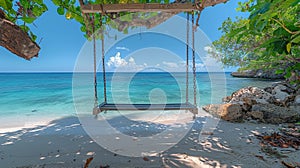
113, 12, 178, 32
112, 0, 228, 32
271, 18, 299, 35
201, 0, 228, 8
0, 10, 40, 60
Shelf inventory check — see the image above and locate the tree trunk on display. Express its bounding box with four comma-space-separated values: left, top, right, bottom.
0, 10, 40, 60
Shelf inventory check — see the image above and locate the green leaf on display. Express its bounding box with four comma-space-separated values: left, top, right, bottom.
273, 27, 291, 37
30, 31, 37, 41
80, 26, 86, 32
41, 4, 48, 11
123, 28, 128, 34
57, 7, 65, 15
74, 15, 84, 23
20, 25, 30, 32
0, 0, 13, 11
284, 71, 292, 79
32, 6, 42, 16
20, 0, 30, 9
22, 17, 36, 24
256, 20, 268, 32
249, 2, 271, 19
275, 69, 284, 74
291, 34, 300, 43
52, 0, 62, 6
32, 0, 44, 5
286, 43, 292, 53
62, 0, 70, 6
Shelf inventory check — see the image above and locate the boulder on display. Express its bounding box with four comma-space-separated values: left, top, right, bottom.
203, 81, 299, 124
254, 69, 285, 79
272, 85, 290, 102
251, 104, 300, 124
228, 86, 272, 107
247, 111, 264, 121
294, 95, 300, 105
202, 104, 243, 122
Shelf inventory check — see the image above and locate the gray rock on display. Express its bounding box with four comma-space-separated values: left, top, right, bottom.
272, 85, 290, 101
251, 104, 300, 124
264, 87, 273, 93
294, 95, 300, 104
255, 98, 269, 104
255, 69, 264, 77
247, 111, 264, 120
254, 69, 285, 79
209, 81, 300, 123
273, 84, 287, 91
289, 106, 300, 114
228, 86, 272, 105
274, 91, 290, 102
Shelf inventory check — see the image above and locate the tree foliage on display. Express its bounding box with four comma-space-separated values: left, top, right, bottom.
0, 0, 182, 41
0, 0, 48, 41
212, 0, 300, 81
1, 0, 228, 60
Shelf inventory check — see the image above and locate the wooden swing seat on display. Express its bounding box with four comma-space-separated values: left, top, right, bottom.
93, 102, 198, 115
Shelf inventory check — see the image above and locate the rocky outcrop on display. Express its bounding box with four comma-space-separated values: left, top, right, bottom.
231, 69, 284, 79
203, 82, 300, 123
251, 104, 300, 123
202, 104, 243, 122
231, 70, 257, 78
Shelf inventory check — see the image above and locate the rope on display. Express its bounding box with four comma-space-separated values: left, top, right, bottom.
92, 14, 99, 116
93, 25, 98, 105
101, 30, 107, 103
192, 12, 197, 108
186, 13, 189, 104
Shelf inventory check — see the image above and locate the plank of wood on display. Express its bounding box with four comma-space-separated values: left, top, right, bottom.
81, 3, 197, 13
97, 103, 198, 114
80, 0, 229, 13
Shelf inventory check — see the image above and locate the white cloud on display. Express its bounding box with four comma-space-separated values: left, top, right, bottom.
107, 52, 128, 67
129, 57, 135, 64
106, 52, 147, 72
106, 52, 222, 72
116, 46, 130, 51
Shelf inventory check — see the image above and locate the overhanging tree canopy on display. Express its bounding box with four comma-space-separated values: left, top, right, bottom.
0, 0, 228, 60
210, 0, 299, 81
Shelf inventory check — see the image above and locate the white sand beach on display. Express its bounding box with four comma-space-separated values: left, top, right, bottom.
1, 109, 299, 168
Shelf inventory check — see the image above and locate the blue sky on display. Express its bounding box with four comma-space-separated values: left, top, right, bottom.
0, 1, 247, 72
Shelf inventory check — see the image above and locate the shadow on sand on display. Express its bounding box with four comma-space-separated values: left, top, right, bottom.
0, 114, 274, 168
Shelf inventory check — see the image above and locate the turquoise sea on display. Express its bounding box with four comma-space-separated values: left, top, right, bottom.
0, 72, 276, 128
